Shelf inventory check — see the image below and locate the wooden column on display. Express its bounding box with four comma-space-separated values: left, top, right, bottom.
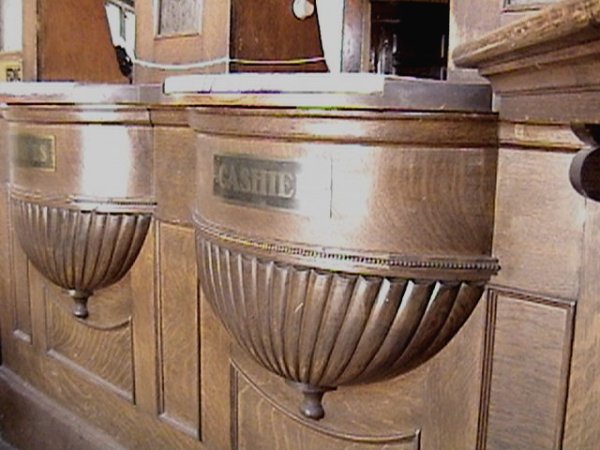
454, 1, 600, 448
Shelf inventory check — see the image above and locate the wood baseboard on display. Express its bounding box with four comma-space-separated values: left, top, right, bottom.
0, 367, 125, 450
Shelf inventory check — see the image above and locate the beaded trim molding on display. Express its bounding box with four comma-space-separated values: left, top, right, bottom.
195, 217, 500, 274
10, 189, 156, 214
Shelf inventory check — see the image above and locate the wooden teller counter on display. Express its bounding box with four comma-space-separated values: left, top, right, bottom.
1, 0, 600, 448
0, 75, 500, 449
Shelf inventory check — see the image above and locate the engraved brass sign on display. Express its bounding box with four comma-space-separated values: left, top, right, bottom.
13, 134, 56, 170
214, 154, 300, 210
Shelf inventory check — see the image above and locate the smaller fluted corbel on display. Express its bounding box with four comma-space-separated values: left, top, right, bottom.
570, 124, 600, 201
11, 197, 152, 323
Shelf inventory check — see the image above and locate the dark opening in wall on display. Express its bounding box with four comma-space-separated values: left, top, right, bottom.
370, 0, 449, 79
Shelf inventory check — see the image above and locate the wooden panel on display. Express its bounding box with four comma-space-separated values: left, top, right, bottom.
0, 188, 8, 364
154, 123, 196, 225
232, 363, 420, 450
130, 221, 159, 415
2, 218, 204, 449
157, 0, 203, 36
199, 288, 232, 450
158, 222, 200, 437
22, 0, 38, 81
5, 342, 202, 449
9, 208, 31, 342
229, 0, 326, 72
0, 368, 125, 450
564, 201, 600, 449
485, 290, 574, 450
447, 0, 500, 81
227, 297, 486, 450
499, 122, 582, 152
45, 290, 133, 399
134, 0, 230, 83
422, 299, 485, 450
341, 0, 369, 72
492, 148, 584, 298
38, 0, 126, 82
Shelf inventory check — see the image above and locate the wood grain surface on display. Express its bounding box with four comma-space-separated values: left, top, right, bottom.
484, 290, 574, 449
37, 0, 126, 82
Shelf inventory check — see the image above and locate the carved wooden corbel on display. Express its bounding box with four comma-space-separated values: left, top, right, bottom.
11, 193, 152, 318
195, 220, 496, 420
570, 125, 600, 201
5, 100, 154, 321
180, 77, 500, 420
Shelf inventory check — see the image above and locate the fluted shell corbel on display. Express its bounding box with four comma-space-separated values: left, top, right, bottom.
11, 194, 153, 319
195, 219, 499, 420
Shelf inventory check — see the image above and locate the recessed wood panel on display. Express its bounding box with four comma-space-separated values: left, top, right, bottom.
232, 364, 420, 450
199, 289, 232, 450
485, 291, 574, 450
46, 290, 134, 399
158, 222, 200, 437
493, 148, 584, 298
154, 124, 196, 225
231, 349, 425, 448
448, 0, 500, 81
0, 188, 9, 362
229, 0, 326, 72
38, 0, 126, 82
0, 369, 124, 450
422, 299, 485, 450
226, 286, 486, 450
157, 0, 202, 36
5, 339, 202, 449
134, 0, 229, 83
10, 219, 31, 341
564, 201, 600, 449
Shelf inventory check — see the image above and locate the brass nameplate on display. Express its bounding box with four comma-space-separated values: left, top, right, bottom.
214, 155, 300, 210
13, 134, 56, 171
0, 60, 22, 82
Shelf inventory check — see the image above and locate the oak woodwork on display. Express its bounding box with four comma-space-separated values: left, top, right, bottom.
33, 0, 126, 82
11, 198, 151, 318
0, 79, 496, 448
4, 100, 154, 318
180, 77, 499, 419
9, 206, 32, 343
3, 0, 600, 448
46, 294, 134, 399
134, 0, 230, 83
492, 147, 584, 299
569, 125, 600, 202
447, 0, 500, 81
453, 0, 600, 123
229, 0, 327, 73
0, 368, 125, 450
151, 109, 197, 225
157, 222, 200, 437
484, 289, 575, 449
340, 0, 370, 72
157, 0, 203, 36
454, 1, 600, 448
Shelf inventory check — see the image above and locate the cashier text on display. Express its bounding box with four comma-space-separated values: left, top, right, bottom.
213, 154, 300, 209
